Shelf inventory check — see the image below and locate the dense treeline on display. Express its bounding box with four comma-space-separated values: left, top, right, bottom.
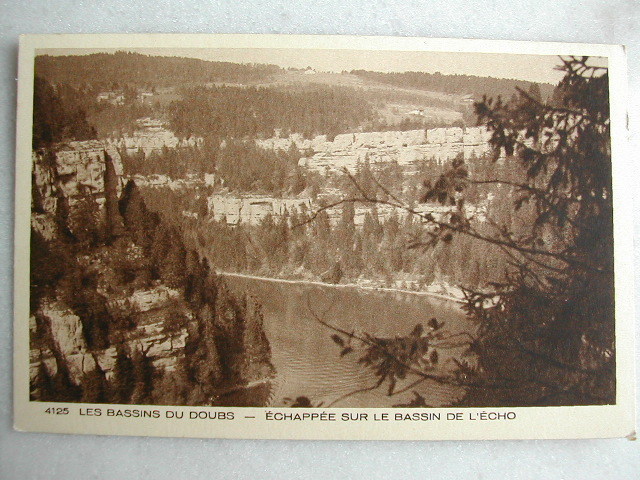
30, 180, 273, 406
215, 140, 306, 194
34, 52, 282, 138
351, 70, 555, 102
121, 139, 307, 195
133, 150, 530, 294
121, 143, 218, 178
189, 205, 505, 291
36, 53, 535, 144
33, 72, 154, 140
34, 53, 560, 147
141, 191, 507, 294
32, 76, 97, 149
35, 52, 280, 90
86, 101, 155, 138
138, 156, 513, 294
169, 85, 376, 139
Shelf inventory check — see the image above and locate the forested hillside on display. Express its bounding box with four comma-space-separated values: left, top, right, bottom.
35, 51, 280, 89
30, 179, 274, 406
169, 85, 375, 139
32, 76, 97, 149
30, 75, 275, 406
34, 52, 557, 142
351, 70, 554, 101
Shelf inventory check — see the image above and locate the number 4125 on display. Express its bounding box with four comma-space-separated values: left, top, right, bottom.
45, 407, 69, 415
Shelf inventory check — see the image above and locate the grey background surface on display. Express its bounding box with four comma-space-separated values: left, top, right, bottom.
1, 1, 639, 478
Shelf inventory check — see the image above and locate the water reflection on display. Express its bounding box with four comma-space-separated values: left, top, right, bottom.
223, 276, 475, 407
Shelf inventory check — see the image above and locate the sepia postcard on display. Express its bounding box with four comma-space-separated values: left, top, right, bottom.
14, 34, 635, 440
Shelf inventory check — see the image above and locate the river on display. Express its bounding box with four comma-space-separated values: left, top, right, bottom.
223, 275, 476, 408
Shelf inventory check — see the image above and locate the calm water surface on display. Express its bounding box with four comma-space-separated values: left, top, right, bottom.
224, 275, 475, 408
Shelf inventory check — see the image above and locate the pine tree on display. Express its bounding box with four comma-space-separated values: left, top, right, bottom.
337, 201, 355, 251
195, 302, 225, 389
118, 180, 159, 251
71, 284, 111, 351
212, 286, 245, 383
81, 366, 109, 403
130, 347, 154, 404
31, 359, 55, 401
160, 240, 187, 289
149, 223, 173, 276
238, 298, 274, 382
457, 57, 615, 406
110, 344, 135, 404
314, 209, 331, 240
527, 82, 543, 103
184, 250, 207, 308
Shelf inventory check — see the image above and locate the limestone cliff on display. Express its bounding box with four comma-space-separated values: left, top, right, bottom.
29, 145, 274, 405
258, 127, 493, 175
31, 140, 125, 240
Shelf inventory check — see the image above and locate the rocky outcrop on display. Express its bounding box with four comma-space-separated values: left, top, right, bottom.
29, 250, 272, 401
29, 153, 275, 404
30, 284, 189, 386
31, 140, 129, 243
49, 140, 124, 202
208, 194, 312, 226
31, 301, 98, 386
106, 120, 203, 156
31, 140, 126, 239
127, 286, 181, 312
259, 127, 493, 175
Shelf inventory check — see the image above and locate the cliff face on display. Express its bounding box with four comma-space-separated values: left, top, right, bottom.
30, 286, 189, 388
32, 140, 125, 240
258, 126, 493, 174
106, 129, 203, 156
29, 143, 274, 406
32, 140, 124, 210
301, 127, 493, 174
207, 194, 312, 226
